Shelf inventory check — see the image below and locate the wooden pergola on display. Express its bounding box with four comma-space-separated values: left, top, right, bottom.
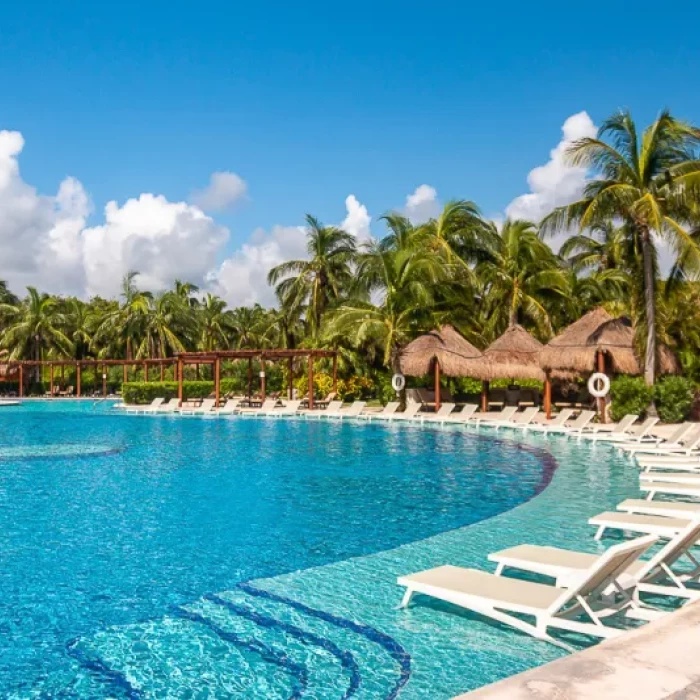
174, 349, 338, 408
5, 358, 178, 398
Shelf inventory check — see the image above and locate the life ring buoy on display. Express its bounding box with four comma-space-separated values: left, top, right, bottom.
588, 372, 610, 398
391, 373, 406, 392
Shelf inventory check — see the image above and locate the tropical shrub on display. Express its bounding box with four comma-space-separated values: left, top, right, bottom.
653, 376, 693, 424
294, 372, 374, 401
609, 375, 652, 422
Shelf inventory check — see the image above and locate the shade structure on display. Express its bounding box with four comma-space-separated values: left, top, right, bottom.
540, 307, 679, 376
399, 325, 482, 377
480, 324, 545, 382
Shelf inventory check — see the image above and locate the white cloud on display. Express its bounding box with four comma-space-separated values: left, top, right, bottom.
81, 194, 228, 298
189, 171, 248, 212
404, 184, 440, 224
506, 111, 597, 227
341, 194, 371, 240
209, 225, 307, 307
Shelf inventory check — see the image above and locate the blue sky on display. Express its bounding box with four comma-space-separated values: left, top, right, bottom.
0, 1, 698, 303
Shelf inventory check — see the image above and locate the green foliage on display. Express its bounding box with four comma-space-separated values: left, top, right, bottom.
610, 375, 653, 422
653, 376, 693, 424
294, 371, 374, 401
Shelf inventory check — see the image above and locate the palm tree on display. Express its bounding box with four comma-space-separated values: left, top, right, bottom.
136, 293, 188, 358
542, 110, 700, 384
198, 293, 234, 351
230, 305, 265, 348
477, 219, 569, 337
268, 215, 356, 338
0, 287, 72, 379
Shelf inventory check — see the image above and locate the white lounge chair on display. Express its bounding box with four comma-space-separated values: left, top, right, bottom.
181, 397, 216, 416
420, 403, 456, 422
589, 511, 692, 540
636, 454, 700, 469
621, 425, 700, 456
126, 397, 164, 414
390, 401, 424, 422
326, 401, 366, 419
442, 404, 479, 424
489, 520, 700, 601
308, 400, 343, 418
360, 401, 399, 421
472, 406, 518, 426
579, 413, 639, 438
497, 406, 540, 431
397, 535, 659, 649
268, 399, 302, 417
240, 398, 278, 416
581, 416, 658, 443
617, 498, 700, 520
547, 410, 596, 436
641, 481, 700, 501
216, 398, 240, 416
156, 400, 180, 413
526, 408, 575, 433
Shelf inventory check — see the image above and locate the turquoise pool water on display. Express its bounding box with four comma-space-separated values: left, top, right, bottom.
0, 402, 639, 698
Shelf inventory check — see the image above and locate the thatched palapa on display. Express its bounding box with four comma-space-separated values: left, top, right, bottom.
540, 307, 679, 376
400, 325, 482, 377
480, 324, 545, 381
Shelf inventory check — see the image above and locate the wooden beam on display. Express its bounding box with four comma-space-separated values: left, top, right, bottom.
308, 355, 314, 410
76, 362, 81, 397
123, 364, 127, 385
597, 350, 606, 424
288, 357, 293, 400
18, 364, 23, 398
247, 358, 252, 398
144, 362, 148, 383
481, 380, 489, 413
544, 373, 552, 419
177, 357, 183, 407
160, 363, 165, 382
214, 356, 221, 408
260, 358, 266, 400
434, 359, 441, 412
50, 363, 54, 398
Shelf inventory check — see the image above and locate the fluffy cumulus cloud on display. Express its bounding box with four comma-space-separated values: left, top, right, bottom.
189, 171, 248, 212
209, 225, 307, 307
505, 111, 597, 227
341, 194, 371, 240
403, 184, 440, 223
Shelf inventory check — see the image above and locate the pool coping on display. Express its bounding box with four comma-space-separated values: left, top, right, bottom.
457, 600, 700, 699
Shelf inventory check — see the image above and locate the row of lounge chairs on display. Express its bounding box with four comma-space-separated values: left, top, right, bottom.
397, 416, 700, 649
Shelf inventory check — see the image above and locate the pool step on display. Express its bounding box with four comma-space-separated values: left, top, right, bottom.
69, 613, 302, 698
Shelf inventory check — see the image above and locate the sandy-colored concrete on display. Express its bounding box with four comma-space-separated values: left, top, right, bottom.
458, 601, 700, 699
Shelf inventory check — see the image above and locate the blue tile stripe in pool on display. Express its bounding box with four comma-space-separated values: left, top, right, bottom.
239, 582, 412, 699
172, 606, 307, 699
66, 638, 142, 700
206, 592, 362, 699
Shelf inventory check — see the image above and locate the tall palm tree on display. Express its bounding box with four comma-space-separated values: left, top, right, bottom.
477, 219, 568, 336
136, 293, 188, 358
542, 110, 700, 384
268, 215, 356, 338
230, 305, 265, 348
198, 293, 234, 351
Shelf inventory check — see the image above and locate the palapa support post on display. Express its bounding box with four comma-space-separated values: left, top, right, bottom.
214, 355, 221, 408
544, 373, 552, 419
49, 363, 54, 398
76, 362, 81, 397
308, 355, 314, 410
123, 364, 127, 385
434, 358, 441, 412
144, 362, 148, 383
597, 350, 607, 424
332, 354, 338, 394
481, 380, 489, 413
196, 363, 200, 380
260, 357, 266, 400
288, 357, 293, 400
18, 363, 23, 398
177, 357, 183, 407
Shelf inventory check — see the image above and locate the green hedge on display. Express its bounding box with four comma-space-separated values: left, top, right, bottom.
653, 376, 693, 424
610, 375, 653, 422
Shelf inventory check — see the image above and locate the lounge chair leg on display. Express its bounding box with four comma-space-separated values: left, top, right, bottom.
594, 525, 606, 541
398, 589, 414, 609
494, 563, 505, 576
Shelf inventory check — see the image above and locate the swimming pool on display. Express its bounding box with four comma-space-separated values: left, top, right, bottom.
0, 402, 638, 698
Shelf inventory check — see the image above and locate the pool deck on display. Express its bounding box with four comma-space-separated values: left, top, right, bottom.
459, 600, 700, 699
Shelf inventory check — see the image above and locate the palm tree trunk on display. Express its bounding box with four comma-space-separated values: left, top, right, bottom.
641, 230, 656, 386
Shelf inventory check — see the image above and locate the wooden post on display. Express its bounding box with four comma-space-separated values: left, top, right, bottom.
544, 373, 552, 419
77, 362, 81, 397
332, 354, 338, 394
288, 357, 294, 400
247, 358, 252, 398
18, 364, 23, 398
50, 363, 54, 398
61, 364, 65, 382
481, 380, 489, 412
177, 358, 183, 407
102, 364, 107, 397
260, 358, 266, 400
144, 362, 148, 383
160, 363, 165, 382
597, 350, 607, 424
308, 355, 314, 410
196, 363, 200, 380
434, 359, 441, 412
214, 356, 221, 408
123, 364, 127, 385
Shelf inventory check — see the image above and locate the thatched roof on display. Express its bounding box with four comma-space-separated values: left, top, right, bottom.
400, 325, 483, 377
541, 307, 679, 376
479, 325, 546, 381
